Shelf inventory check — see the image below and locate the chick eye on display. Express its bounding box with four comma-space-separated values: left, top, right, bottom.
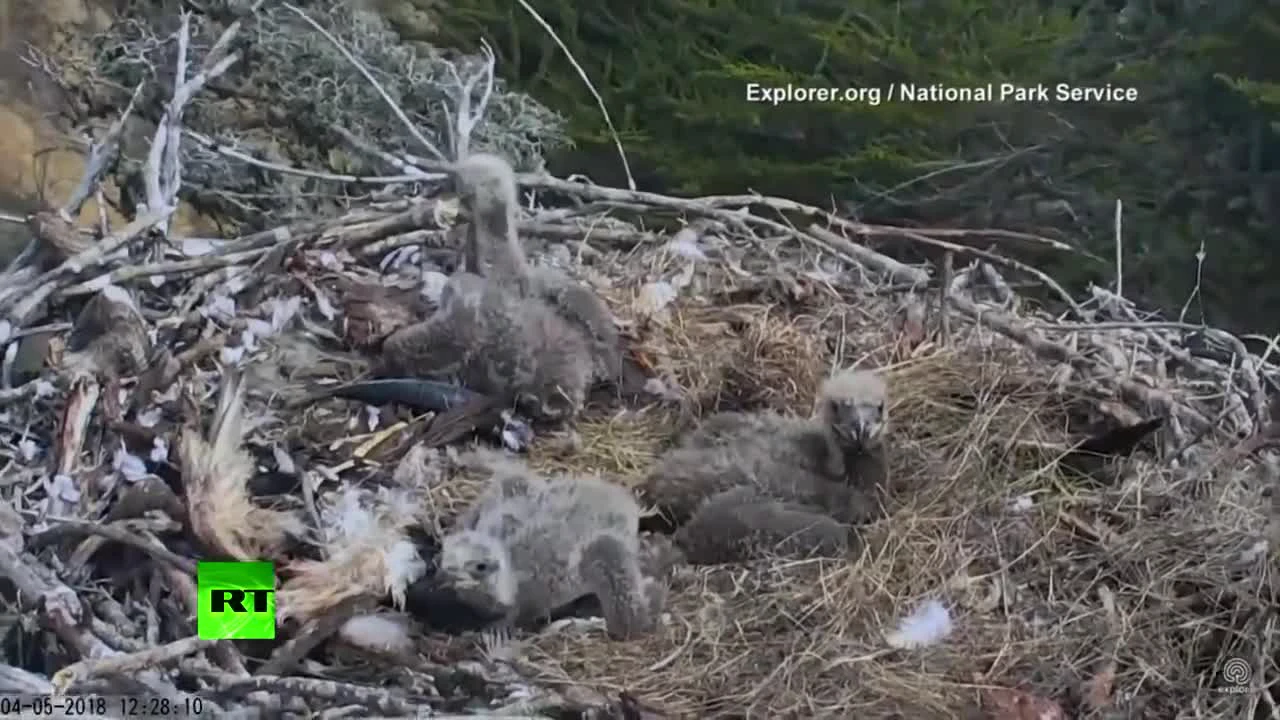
472, 561, 490, 573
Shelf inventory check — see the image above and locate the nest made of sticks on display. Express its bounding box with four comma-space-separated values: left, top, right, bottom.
0, 4, 1275, 719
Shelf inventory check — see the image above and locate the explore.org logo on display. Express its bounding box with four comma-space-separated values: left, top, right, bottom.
197, 561, 276, 640
1217, 657, 1252, 694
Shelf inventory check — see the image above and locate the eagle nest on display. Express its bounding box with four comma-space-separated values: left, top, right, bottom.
0, 6, 1274, 720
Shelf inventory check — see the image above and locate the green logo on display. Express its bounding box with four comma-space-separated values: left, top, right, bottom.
197, 561, 276, 640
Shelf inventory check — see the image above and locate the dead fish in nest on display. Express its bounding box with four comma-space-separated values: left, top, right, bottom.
328, 378, 475, 410
305, 378, 535, 451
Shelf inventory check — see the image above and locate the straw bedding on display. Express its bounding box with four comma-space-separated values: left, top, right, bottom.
450, 266, 1276, 719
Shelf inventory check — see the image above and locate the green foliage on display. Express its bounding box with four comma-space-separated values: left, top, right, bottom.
394, 0, 1280, 332
413, 0, 1084, 201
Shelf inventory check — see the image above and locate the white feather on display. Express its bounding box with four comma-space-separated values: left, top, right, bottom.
272, 446, 297, 475
665, 228, 707, 260
138, 407, 163, 428
48, 473, 81, 503
500, 429, 521, 451
16, 438, 39, 462
1008, 493, 1035, 512
219, 345, 246, 366
420, 271, 450, 305
318, 251, 342, 270
884, 598, 953, 649
320, 487, 428, 605
244, 318, 274, 338
634, 281, 677, 317
267, 296, 303, 334
149, 437, 169, 464
313, 292, 336, 321
201, 294, 237, 323
383, 539, 424, 607
112, 443, 148, 483
337, 614, 413, 655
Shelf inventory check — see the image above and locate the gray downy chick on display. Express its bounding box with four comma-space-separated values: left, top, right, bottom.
453, 153, 623, 384
378, 272, 594, 425
437, 464, 666, 640
672, 485, 853, 564
639, 368, 890, 564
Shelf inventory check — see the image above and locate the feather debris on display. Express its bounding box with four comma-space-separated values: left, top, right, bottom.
884, 598, 953, 649
179, 370, 303, 561
336, 613, 414, 656
277, 486, 427, 625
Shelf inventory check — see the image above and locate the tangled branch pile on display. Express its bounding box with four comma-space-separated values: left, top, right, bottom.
0, 3, 1276, 719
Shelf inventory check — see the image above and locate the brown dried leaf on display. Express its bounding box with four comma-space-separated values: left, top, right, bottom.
981, 685, 1067, 720
1082, 662, 1117, 710
340, 282, 426, 350
29, 210, 92, 259
895, 298, 928, 351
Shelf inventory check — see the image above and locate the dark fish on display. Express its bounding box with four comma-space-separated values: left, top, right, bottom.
1071, 417, 1164, 456
312, 378, 536, 452
1062, 417, 1164, 481
325, 378, 480, 413
403, 575, 602, 635
402, 576, 510, 634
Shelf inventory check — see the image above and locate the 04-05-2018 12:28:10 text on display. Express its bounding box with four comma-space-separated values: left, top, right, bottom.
0, 694, 208, 717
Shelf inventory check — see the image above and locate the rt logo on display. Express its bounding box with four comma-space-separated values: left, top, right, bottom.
197, 561, 276, 640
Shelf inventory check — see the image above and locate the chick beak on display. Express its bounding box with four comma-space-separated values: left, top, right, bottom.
437, 570, 474, 590
850, 421, 869, 446
851, 406, 881, 446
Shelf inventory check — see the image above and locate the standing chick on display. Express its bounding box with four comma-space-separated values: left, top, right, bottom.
453, 153, 530, 289
379, 273, 593, 424
436, 464, 665, 640
454, 153, 623, 384
640, 368, 890, 563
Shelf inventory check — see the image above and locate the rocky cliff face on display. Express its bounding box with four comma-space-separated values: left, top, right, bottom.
0, 0, 210, 265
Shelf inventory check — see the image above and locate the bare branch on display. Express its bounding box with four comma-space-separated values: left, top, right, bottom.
451, 41, 497, 159
143, 10, 244, 231
183, 129, 432, 185
62, 82, 146, 221
514, 0, 635, 188
328, 125, 441, 181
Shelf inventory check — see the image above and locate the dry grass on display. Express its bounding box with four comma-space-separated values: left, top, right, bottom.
451, 265, 1278, 719
642, 303, 831, 415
